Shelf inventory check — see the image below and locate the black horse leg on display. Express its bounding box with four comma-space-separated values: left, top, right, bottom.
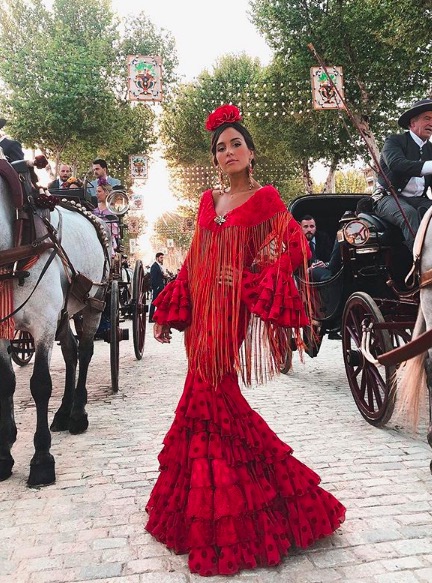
68, 334, 94, 435
28, 344, 55, 487
50, 322, 78, 432
0, 346, 17, 481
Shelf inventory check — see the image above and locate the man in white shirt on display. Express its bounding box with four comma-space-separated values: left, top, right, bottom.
374, 98, 432, 251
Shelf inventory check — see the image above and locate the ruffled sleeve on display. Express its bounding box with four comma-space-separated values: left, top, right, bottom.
241, 216, 311, 328
152, 263, 192, 331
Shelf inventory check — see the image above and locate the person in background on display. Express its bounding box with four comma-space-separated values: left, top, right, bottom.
148, 252, 166, 323
0, 118, 48, 191
47, 163, 72, 191
87, 158, 121, 203
373, 98, 432, 251
300, 214, 333, 266
92, 182, 119, 256
63, 176, 84, 189
0, 118, 25, 162
145, 103, 345, 577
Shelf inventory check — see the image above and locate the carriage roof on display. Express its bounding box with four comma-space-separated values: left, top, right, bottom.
289, 193, 368, 239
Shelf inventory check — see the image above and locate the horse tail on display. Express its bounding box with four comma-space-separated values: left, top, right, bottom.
395, 305, 427, 429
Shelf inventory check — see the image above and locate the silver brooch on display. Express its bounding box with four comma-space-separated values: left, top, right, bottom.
214, 215, 227, 225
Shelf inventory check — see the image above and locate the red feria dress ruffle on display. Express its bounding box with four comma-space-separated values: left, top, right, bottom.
146, 186, 345, 576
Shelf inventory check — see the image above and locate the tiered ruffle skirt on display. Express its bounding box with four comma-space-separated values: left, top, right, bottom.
145, 371, 345, 576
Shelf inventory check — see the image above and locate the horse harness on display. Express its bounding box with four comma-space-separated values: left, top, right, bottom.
0, 158, 111, 322
409, 205, 432, 290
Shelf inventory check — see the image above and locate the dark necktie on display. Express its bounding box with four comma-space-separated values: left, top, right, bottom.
309, 240, 316, 260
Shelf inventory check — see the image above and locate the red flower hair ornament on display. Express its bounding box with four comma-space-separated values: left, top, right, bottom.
205, 104, 242, 131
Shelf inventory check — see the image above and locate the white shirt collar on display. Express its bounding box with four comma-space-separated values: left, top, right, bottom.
409, 130, 428, 148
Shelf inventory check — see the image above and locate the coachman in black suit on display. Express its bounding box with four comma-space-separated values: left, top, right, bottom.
374, 98, 432, 250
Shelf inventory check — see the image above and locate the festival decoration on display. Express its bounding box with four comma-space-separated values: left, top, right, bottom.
127, 55, 163, 102
310, 66, 345, 110
130, 193, 143, 210
129, 154, 149, 179
127, 216, 140, 235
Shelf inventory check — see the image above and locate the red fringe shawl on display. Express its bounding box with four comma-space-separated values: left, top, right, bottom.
180, 186, 311, 387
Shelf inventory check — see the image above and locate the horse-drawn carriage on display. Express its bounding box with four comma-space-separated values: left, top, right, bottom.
287, 193, 420, 428
0, 156, 153, 486
9, 186, 149, 392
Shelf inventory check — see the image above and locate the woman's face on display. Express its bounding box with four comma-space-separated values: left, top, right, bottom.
215, 127, 253, 175
96, 185, 107, 201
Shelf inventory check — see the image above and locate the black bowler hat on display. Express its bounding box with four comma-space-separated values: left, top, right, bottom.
398, 98, 432, 129
0, 118, 6, 130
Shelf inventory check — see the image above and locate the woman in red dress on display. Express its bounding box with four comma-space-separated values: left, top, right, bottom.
146, 104, 346, 577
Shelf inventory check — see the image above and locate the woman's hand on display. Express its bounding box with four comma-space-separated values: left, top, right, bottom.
154, 323, 172, 344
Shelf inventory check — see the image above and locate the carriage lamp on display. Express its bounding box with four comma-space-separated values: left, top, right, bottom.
106, 191, 130, 216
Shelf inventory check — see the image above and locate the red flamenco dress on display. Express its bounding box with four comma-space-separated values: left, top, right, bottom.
146, 185, 346, 576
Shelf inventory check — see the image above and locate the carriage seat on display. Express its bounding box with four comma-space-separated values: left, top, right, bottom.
357, 212, 404, 246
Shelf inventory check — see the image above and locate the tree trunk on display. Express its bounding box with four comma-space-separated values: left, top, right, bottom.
321, 156, 339, 193
352, 112, 380, 163
300, 159, 313, 194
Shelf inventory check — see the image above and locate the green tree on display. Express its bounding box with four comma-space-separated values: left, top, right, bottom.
250, 0, 432, 168
0, 0, 178, 184
159, 53, 304, 206
152, 210, 194, 253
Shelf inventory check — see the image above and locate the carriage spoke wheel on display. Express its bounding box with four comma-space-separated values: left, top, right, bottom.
110, 281, 120, 393
10, 330, 35, 366
342, 292, 396, 427
132, 260, 146, 360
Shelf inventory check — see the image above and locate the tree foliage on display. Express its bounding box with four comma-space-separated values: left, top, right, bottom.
152, 210, 194, 253
159, 53, 306, 205
0, 0, 178, 184
250, 0, 432, 151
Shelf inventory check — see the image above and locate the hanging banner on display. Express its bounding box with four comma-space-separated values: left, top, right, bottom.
130, 193, 143, 210
127, 216, 140, 235
127, 55, 163, 102
310, 66, 345, 110
129, 154, 148, 179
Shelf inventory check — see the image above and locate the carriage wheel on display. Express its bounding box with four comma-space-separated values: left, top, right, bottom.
10, 330, 35, 366
132, 260, 146, 360
303, 322, 323, 358
110, 281, 120, 393
342, 292, 396, 427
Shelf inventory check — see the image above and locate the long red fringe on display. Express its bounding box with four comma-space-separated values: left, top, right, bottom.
184, 212, 312, 387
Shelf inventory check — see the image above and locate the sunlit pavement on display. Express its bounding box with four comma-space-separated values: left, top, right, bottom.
1, 322, 432, 583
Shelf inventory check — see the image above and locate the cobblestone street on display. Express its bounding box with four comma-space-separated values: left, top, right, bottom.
1, 322, 432, 583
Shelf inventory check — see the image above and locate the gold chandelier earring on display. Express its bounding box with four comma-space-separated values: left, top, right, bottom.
248, 160, 254, 190
217, 166, 227, 194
